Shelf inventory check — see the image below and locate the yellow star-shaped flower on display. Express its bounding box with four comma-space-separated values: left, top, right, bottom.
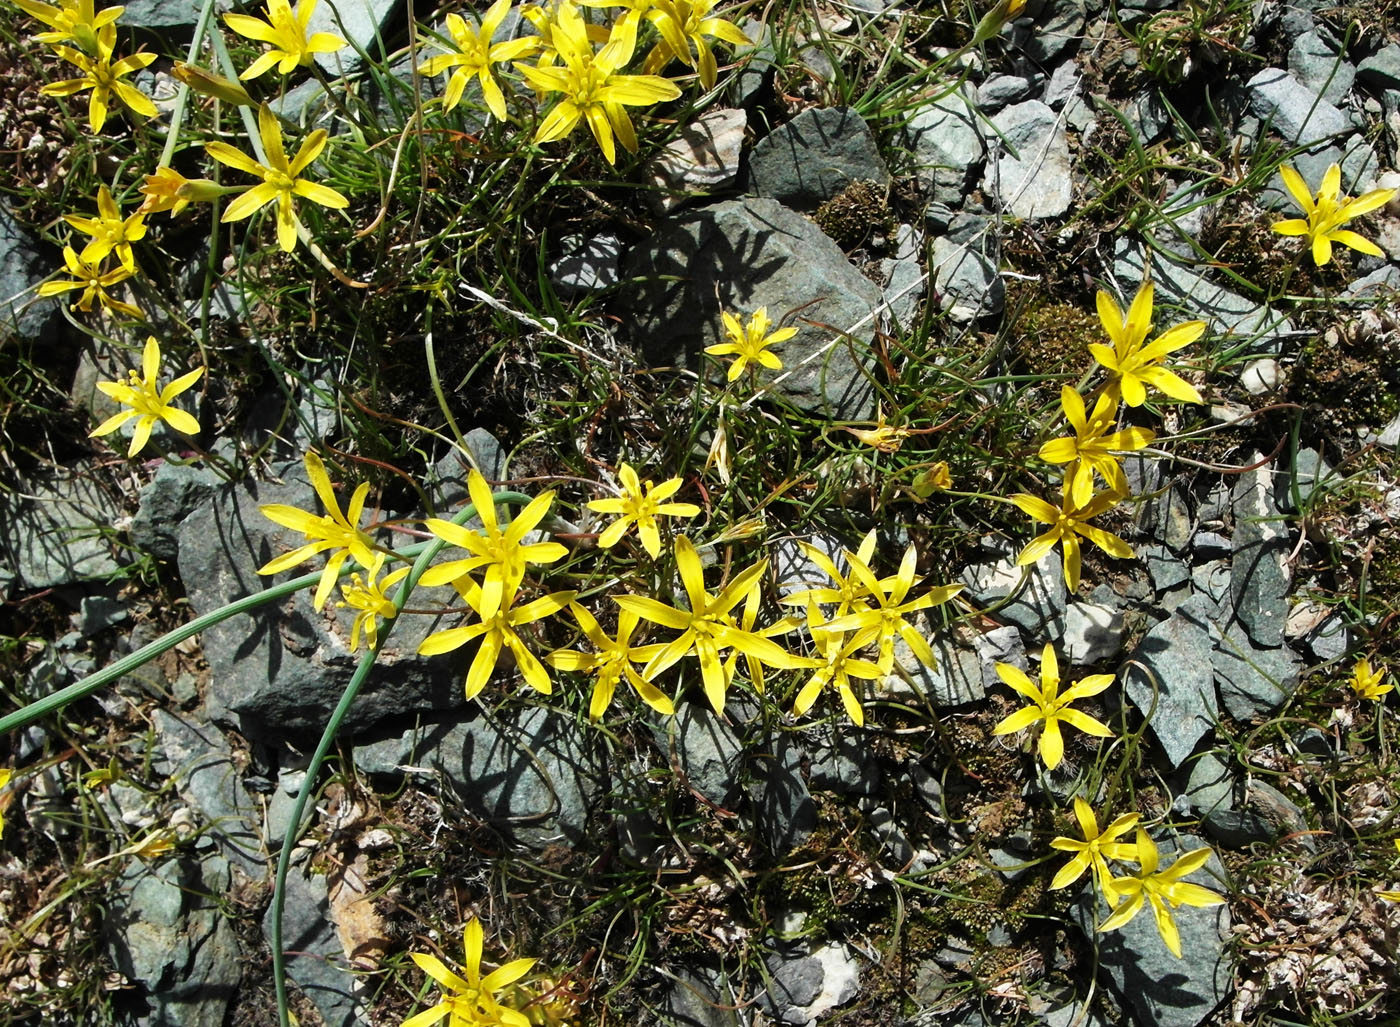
205, 103, 349, 253
88, 335, 203, 457
63, 184, 147, 273
224, 0, 346, 79
1348, 656, 1393, 701
1089, 282, 1204, 408
1011, 478, 1134, 593
403, 918, 537, 1027
39, 21, 156, 131
1049, 797, 1140, 896
1099, 829, 1225, 959
257, 450, 378, 611
418, 0, 540, 118
706, 306, 797, 382
587, 462, 700, 558
1272, 163, 1396, 267
991, 644, 1115, 770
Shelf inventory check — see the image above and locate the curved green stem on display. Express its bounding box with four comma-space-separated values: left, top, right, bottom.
270, 490, 531, 1026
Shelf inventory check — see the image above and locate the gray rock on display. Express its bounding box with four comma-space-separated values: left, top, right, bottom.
752, 731, 816, 854
885, 623, 986, 706
1191, 531, 1231, 559
153, 709, 265, 878
1289, 31, 1356, 106
1305, 612, 1348, 662
960, 543, 1069, 641
731, 19, 775, 106
1126, 89, 1172, 143
0, 204, 59, 343
174, 463, 464, 737
1073, 832, 1230, 1027
1044, 62, 1081, 109
1061, 600, 1124, 664
978, 73, 1040, 110
265, 767, 305, 850
1239, 357, 1283, 395
308, 0, 395, 74
904, 90, 984, 205
358, 706, 605, 846
1142, 544, 1190, 592
772, 533, 843, 598
661, 967, 741, 1027
266, 866, 356, 1027
548, 233, 622, 298
974, 624, 1027, 693
867, 805, 915, 867
1203, 779, 1311, 850
984, 101, 1074, 218
1183, 752, 1234, 819
1231, 460, 1291, 648
108, 854, 243, 1027
1247, 68, 1351, 144
807, 728, 881, 795
1211, 625, 1302, 720
119, 0, 230, 27
655, 703, 744, 806
929, 235, 1003, 322
77, 595, 128, 636
648, 107, 747, 210
427, 428, 509, 512
624, 197, 880, 418
1017, 0, 1086, 63
1121, 595, 1219, 769
0, 463, 125, 588
760, 942, 861, 1025
748, 107, 890, 206
1111, 240, 1295, 352
880, 222, 924, 327
1357, 44, 1400, 89
1191, 560, 1232, 620
130, 462, 221, 561
1292, 727, 1331, 758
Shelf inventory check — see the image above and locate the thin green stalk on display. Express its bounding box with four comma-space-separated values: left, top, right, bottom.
156, 0, 221, 168
270, 490, 531, 1027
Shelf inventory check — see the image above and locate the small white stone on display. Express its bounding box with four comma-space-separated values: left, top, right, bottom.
1240, 357, 1282, 394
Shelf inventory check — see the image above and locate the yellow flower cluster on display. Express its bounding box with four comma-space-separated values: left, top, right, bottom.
1013, 281, 1203, 592
1049, 798, 1225, 958
251, 457, 963, 729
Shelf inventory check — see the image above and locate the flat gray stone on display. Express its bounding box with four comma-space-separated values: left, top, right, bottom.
1247, 67, 1351, 143
1230, 460, 1291, 648
929, 234, 1003, 323
130, 462, 221, 562
760, 942, 861, 1025
120, 0, 231, 27
880, 222, 924, 326
153, 709, 265, 878
904, 90, 984, 205
884, 623, 987, 707
1211, 625, 1302, 720
1143, 544, 1190, 593
1203, 779, 1311, 850
1017, 0, 1086, 63
654, 703, 744, 807
1062, 600, 1124, 664
977, 73, 1040, 110
752, 732, 816, 854
960, 543, 1068, 641
661, 968, 741, 1027
266, 866, 356, 1027
1289, 31, 1356, 106
1183, 752, 1234, 819
984, 101, 1073, 218
309, 0, 397, 74
748, 107, 889, 206
648, 107, 746, 210
548, 233, 621, 297
624, 197, 879, 418
1111, 240, 1296, 352
175, 462, 464, 738
1283, 447, 1335, 511
1357, 44, 1400, 89
109, 854, 243, 1027
0, 204, 59, 343
357, 706, 605, 846
0, 463, 126, 588
1121, 595, 1219, 769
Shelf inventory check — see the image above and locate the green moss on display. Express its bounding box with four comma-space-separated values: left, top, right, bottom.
814, 180, 895, 250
